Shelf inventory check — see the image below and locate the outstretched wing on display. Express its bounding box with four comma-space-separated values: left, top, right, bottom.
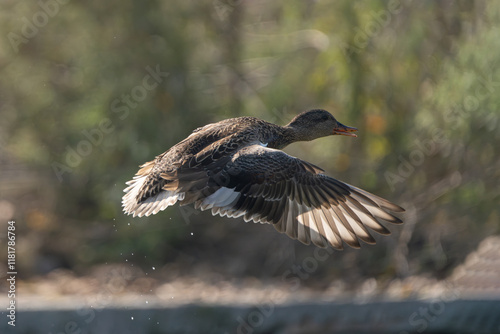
196, 145, 404, 249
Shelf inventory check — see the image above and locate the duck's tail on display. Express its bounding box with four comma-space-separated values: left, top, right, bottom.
122, 174, 184, 217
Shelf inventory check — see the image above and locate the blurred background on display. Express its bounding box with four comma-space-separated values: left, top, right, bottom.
0, 0, 499, 332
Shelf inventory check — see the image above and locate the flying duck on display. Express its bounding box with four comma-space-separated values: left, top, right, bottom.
122, 109, 404, 249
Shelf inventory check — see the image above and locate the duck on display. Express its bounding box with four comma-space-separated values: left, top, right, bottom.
122, 109, 404, 249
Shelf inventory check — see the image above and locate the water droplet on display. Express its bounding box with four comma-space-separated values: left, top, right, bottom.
131, 316, 134, 320
152, 267, 156, 270
190, 232, 193, 236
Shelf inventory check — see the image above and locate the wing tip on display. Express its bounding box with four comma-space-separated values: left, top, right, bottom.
387, 203, 406, 213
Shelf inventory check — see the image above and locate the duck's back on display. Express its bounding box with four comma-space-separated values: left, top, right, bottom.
122, 116, 270, 216
163, 116, 267, 165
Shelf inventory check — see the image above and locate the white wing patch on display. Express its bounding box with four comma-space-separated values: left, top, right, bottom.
195, 187, 240, 211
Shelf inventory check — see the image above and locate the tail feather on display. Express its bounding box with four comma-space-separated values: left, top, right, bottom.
122, 175, 183, 217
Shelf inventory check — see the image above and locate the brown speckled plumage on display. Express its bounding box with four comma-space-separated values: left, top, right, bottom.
123, 109, 404, 249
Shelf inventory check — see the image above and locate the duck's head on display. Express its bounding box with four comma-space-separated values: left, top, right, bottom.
286, 109, 358, 141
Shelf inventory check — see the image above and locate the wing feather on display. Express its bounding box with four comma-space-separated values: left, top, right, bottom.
204, 145, 403, 249
124, 141, 404, 250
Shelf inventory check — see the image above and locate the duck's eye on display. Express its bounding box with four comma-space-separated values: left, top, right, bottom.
321, 115, 329, 121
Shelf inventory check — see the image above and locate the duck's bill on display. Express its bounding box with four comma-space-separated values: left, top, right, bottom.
333, 123, 358, 137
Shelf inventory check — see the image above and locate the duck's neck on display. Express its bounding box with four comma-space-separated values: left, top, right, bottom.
268, 125, 314, 149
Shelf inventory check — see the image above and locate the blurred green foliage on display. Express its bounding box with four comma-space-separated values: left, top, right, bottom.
0, 0, 498, 283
